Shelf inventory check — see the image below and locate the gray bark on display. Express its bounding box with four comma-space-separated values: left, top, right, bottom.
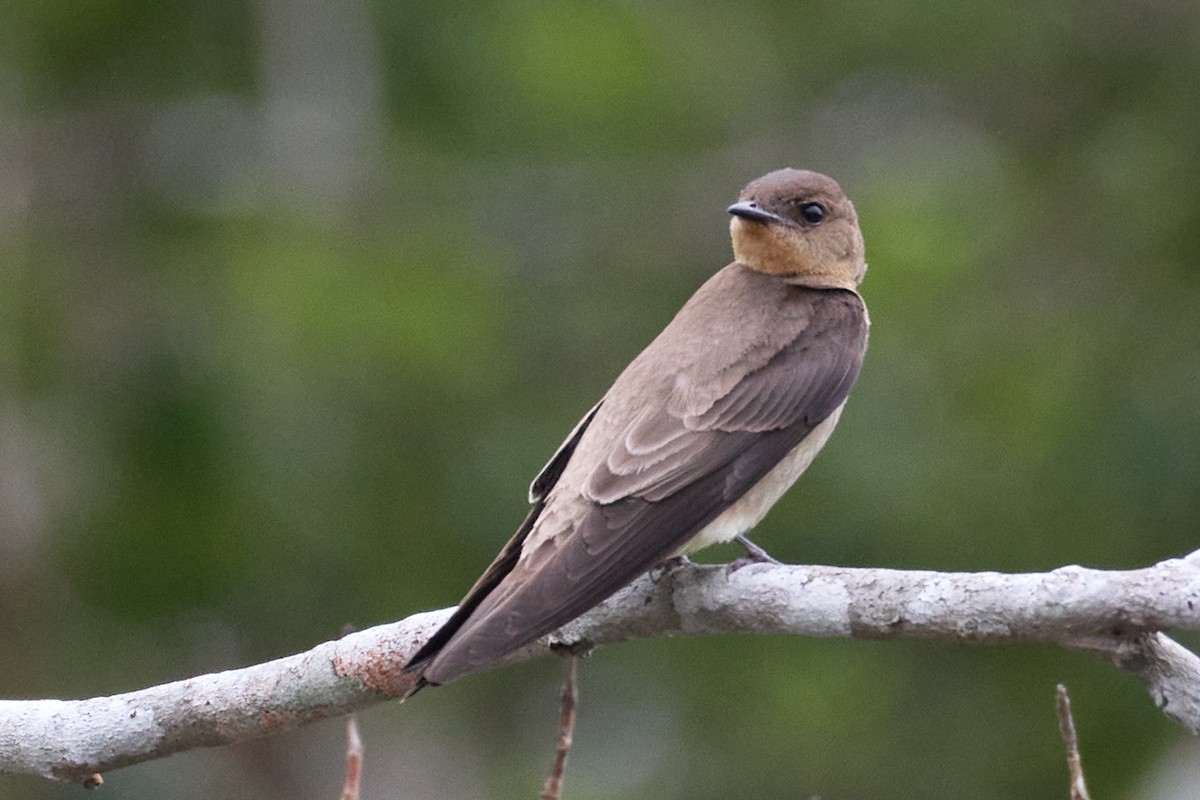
3, 552, 1199, 785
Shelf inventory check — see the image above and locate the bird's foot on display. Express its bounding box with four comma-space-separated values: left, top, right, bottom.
650, 555, 691, 583
550, 639, 594, 659
726, 534, 782, 574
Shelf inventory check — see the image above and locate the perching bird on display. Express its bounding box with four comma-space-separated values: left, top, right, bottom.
406, 168, 869, 688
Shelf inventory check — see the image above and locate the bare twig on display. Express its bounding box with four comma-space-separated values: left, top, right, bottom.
539, 655, 579, 800
1064, 631, 1200, 734
336, 623, 365, 800
2, 552, 1200, 784
1055, 684, 1092, 800
340, 714, 364, 800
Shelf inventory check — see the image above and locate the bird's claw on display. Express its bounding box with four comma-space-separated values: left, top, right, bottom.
726, 534, 782, 575
650, 555, 691, 583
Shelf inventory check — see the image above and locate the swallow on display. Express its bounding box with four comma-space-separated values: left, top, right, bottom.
405, 168, 869, 688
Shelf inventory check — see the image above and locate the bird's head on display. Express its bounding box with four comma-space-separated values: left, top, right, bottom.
728, 169, 866, 290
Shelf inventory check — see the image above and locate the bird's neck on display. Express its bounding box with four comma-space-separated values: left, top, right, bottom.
730, 219, 860, 291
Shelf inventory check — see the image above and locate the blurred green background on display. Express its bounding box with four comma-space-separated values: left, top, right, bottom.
2, 1, 1199, 798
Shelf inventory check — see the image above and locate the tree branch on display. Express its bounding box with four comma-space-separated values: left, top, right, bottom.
3, 552, 1200, 785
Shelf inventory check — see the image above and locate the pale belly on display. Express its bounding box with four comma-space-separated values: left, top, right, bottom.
675, 402, 846, 555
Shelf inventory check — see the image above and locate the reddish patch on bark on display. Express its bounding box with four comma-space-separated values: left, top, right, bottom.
333, 648, 419, 698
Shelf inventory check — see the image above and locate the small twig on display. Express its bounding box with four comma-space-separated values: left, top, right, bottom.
338, 623, 365, 800
539, 655, 579, 800
339, 714, 364, 800
1055, 684, 1092, 800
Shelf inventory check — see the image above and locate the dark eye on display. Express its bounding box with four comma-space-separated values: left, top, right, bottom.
799, 203, 826, 225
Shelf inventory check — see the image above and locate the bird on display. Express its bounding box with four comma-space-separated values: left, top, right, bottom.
405, 168, 869, 688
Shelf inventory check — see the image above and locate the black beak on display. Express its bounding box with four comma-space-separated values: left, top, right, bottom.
727, 201, 785, 225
